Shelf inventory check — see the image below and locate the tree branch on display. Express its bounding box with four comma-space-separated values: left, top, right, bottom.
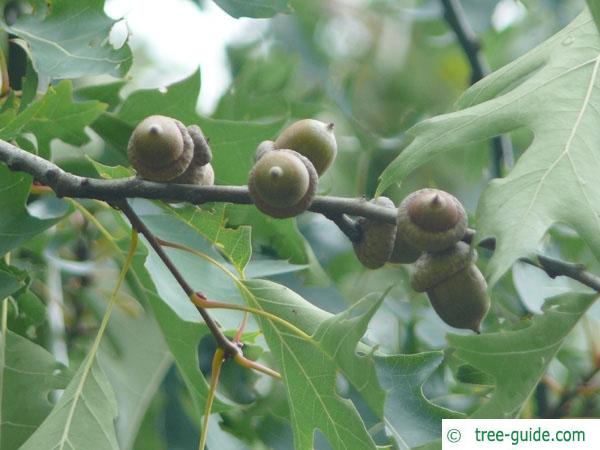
2, 138, 600, 295
110, 199, 241, 359
463, 229, 600, 292
439, 0, 514, 175
544, 363, 600, 418
0, 138, 397, 223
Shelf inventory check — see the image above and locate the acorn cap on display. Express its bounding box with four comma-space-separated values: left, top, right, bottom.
274, 119, 337, 176
248, 149, 318, 219
353, 196, 397, 269
410, 242, 476, 292
187, 124, 212, 166
127, 115, 194, 181
397, 188, 467, 252
255, 140, 276, 162
172, 162, 214, 186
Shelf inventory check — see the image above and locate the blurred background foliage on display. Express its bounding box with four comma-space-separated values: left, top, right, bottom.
5, 0, 600, 449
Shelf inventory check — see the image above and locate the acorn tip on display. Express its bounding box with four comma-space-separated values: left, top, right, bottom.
269, 166, 283, 179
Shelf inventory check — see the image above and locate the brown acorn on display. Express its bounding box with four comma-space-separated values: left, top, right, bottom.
248, 149, 318, 218
388, 232, 421, 264
171, 125, 214, 185
411, 242, 490, 332
353, 197, 397, 269
274, 119, 337, 176
397, 188, 467, 252
127, 115, 194, 181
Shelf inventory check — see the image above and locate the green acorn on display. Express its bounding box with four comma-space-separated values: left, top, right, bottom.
274, 119, 337, 176
172, 125, 214, 185
248, 149, 318, 218
127, 115, 194, 182
411, 242, 490, 333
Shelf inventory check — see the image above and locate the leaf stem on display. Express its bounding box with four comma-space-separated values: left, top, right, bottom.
233, 353, 282, 380
190, 293, 311, 342
157, 238, 239, 283
0, 254, 9, 434
0, 44, 9, 97
57, 228, 137, 448
155, 239, 312, 341
199, 347, 225, 450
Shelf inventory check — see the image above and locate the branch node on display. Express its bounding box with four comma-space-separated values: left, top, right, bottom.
46, 168, 58, 179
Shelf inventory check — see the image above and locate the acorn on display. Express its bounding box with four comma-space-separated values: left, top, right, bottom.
388, 232, 421, 264
171, 125, 214, 185
127, 115, 194, 182
248, 149, 318, 218
397, 188, 467, 252
172, 162, 214, 186
274, 119, 337, 176
255, 140, 276, 162
353, 197, 397, 269
411, 242, 490, 332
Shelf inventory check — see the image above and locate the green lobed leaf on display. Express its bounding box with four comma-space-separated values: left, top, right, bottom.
240, 279, 457, 449
377, 11, 600, 285
20, 59, 39, 112
0, 80, 106, 158
449, 294, 597, 418
0, 260, 28, 299
163, 203, 252, 275
374, 352, 463, 449
3, 0, 132, 79
453, 364, 495, 386
89, 157, 134, 179
586, 0, 600, 33
75, 81, 127, 112
97, 295, 172, 450
6, 290, 48, 341
0, 168, 69, 256
0, 331, 71, 449
19, 355, 120, 450
241, 279, 378, 449
212, 0, 292, 18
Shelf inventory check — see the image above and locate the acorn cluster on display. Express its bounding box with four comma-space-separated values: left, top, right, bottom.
127, 115, 214, 186
128, 115, 488, 332
248, 119, 336, 218
354, 189, 490, 333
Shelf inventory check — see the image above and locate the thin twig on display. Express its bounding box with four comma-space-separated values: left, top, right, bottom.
544, 364, 600, 418
324, 213, 362, 243
113, 199, 241, 359
463, 229, 600, 292
0, 139, 396, 224
439, 0, 514, 175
